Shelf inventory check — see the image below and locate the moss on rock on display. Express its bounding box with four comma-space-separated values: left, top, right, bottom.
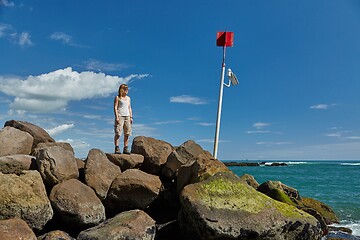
195, 173, 315, 219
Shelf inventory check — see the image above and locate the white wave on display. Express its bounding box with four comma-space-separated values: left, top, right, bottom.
331, 221, 360, 237
286, 161, 308, 165
341, 163, 360, 166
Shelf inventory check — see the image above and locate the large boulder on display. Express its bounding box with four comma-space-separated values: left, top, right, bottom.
35, 142, 75, 155
4, 120, 55, 153
162, 140, 213, 179
36, 146, 79, 187
77, 210, 156, 240
84, 149, 121, 200
131, 136, 173, 175
0, 154, 36, 174
0, 171, 54, 231
239, 173, 260, 189
0, 218, 37, 240
301, 197, 339, 225
257, 180, 302, 205
49, 179, 106, 228
107, 169, 162, 213
37, 230, 75, 240
0, 126, 33, 157
106, 152, 144, 171
178, 172, 323, 240
177, 152, 230, 194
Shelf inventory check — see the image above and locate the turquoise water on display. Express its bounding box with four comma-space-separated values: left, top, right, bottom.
225, 160, 360, 236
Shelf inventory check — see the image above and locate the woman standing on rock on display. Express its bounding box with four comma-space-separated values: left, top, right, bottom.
114, 84, 133, 154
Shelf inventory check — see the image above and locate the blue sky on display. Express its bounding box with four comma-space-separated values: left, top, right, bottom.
1, 0, 360, 160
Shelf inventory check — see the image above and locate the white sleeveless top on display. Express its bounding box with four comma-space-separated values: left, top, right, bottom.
118, 96, 130, 117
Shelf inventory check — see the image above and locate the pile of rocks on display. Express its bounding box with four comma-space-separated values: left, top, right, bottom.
0, 120, 339, 239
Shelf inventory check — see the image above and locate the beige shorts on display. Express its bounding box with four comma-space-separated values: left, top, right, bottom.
114, 116, 132, 136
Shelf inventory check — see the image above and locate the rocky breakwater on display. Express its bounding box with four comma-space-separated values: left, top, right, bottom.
0, 120, 338, 239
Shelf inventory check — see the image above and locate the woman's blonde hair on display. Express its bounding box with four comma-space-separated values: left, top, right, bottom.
118, 84, 128, 96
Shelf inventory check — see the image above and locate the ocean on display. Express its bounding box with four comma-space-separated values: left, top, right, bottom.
225, 160, 360, 237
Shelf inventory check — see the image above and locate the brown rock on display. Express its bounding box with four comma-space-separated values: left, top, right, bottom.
131, 136, 173, 175
0, 218, 37, 240
49, 179, 106, 228
106, 152, 144, 171
0, 154, 36, 174
35, 142, 75, 155
77, 210, 156, 240
179, 172, 322, 240
84, 149, 121, 200
177, 153, 230, 194
4, 120, 55, 153
301, 197, 339, 224
36, 146, 79, 187
0, 171, 54, 231
107, 169, 162, 213
258, 180, 301, 204
38, 230, 75, 240
239, 174, 260, 189
162, 140, 213, 179
0, 126, 33, 157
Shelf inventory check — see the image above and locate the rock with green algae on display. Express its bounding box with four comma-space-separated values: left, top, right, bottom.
179, 172, 323, 240
301, 197, 339, 225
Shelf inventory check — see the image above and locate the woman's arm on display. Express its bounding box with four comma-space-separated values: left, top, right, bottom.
114, 96, 120, 123
128, 96, 133, 124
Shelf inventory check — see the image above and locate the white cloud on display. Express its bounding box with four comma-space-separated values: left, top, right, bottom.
0, 23, 31, 47
0, 67, 148, 113
196, 122, 214, 127
310, 104, 328, 110
253, 122, 270, 129
344, 136, 360, 140
153, 120, 181, 125
46, 123, 74, 136
50, 32, 89, 48
60, 138, 90, 148
0, 0, 15, 7
169, 95, 207, 105
324, 131, 360, 140
132, 123, 157, 137
50, 32, 72, 44
18, 32, 33, 46
310, 103, 337, 110
246, 130, 271, 134
83, 59, 129, 72
0, 23, 11, 37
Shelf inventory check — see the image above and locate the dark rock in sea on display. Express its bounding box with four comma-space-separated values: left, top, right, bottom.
224, 161, 260, 166
267, 162, 288, 166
